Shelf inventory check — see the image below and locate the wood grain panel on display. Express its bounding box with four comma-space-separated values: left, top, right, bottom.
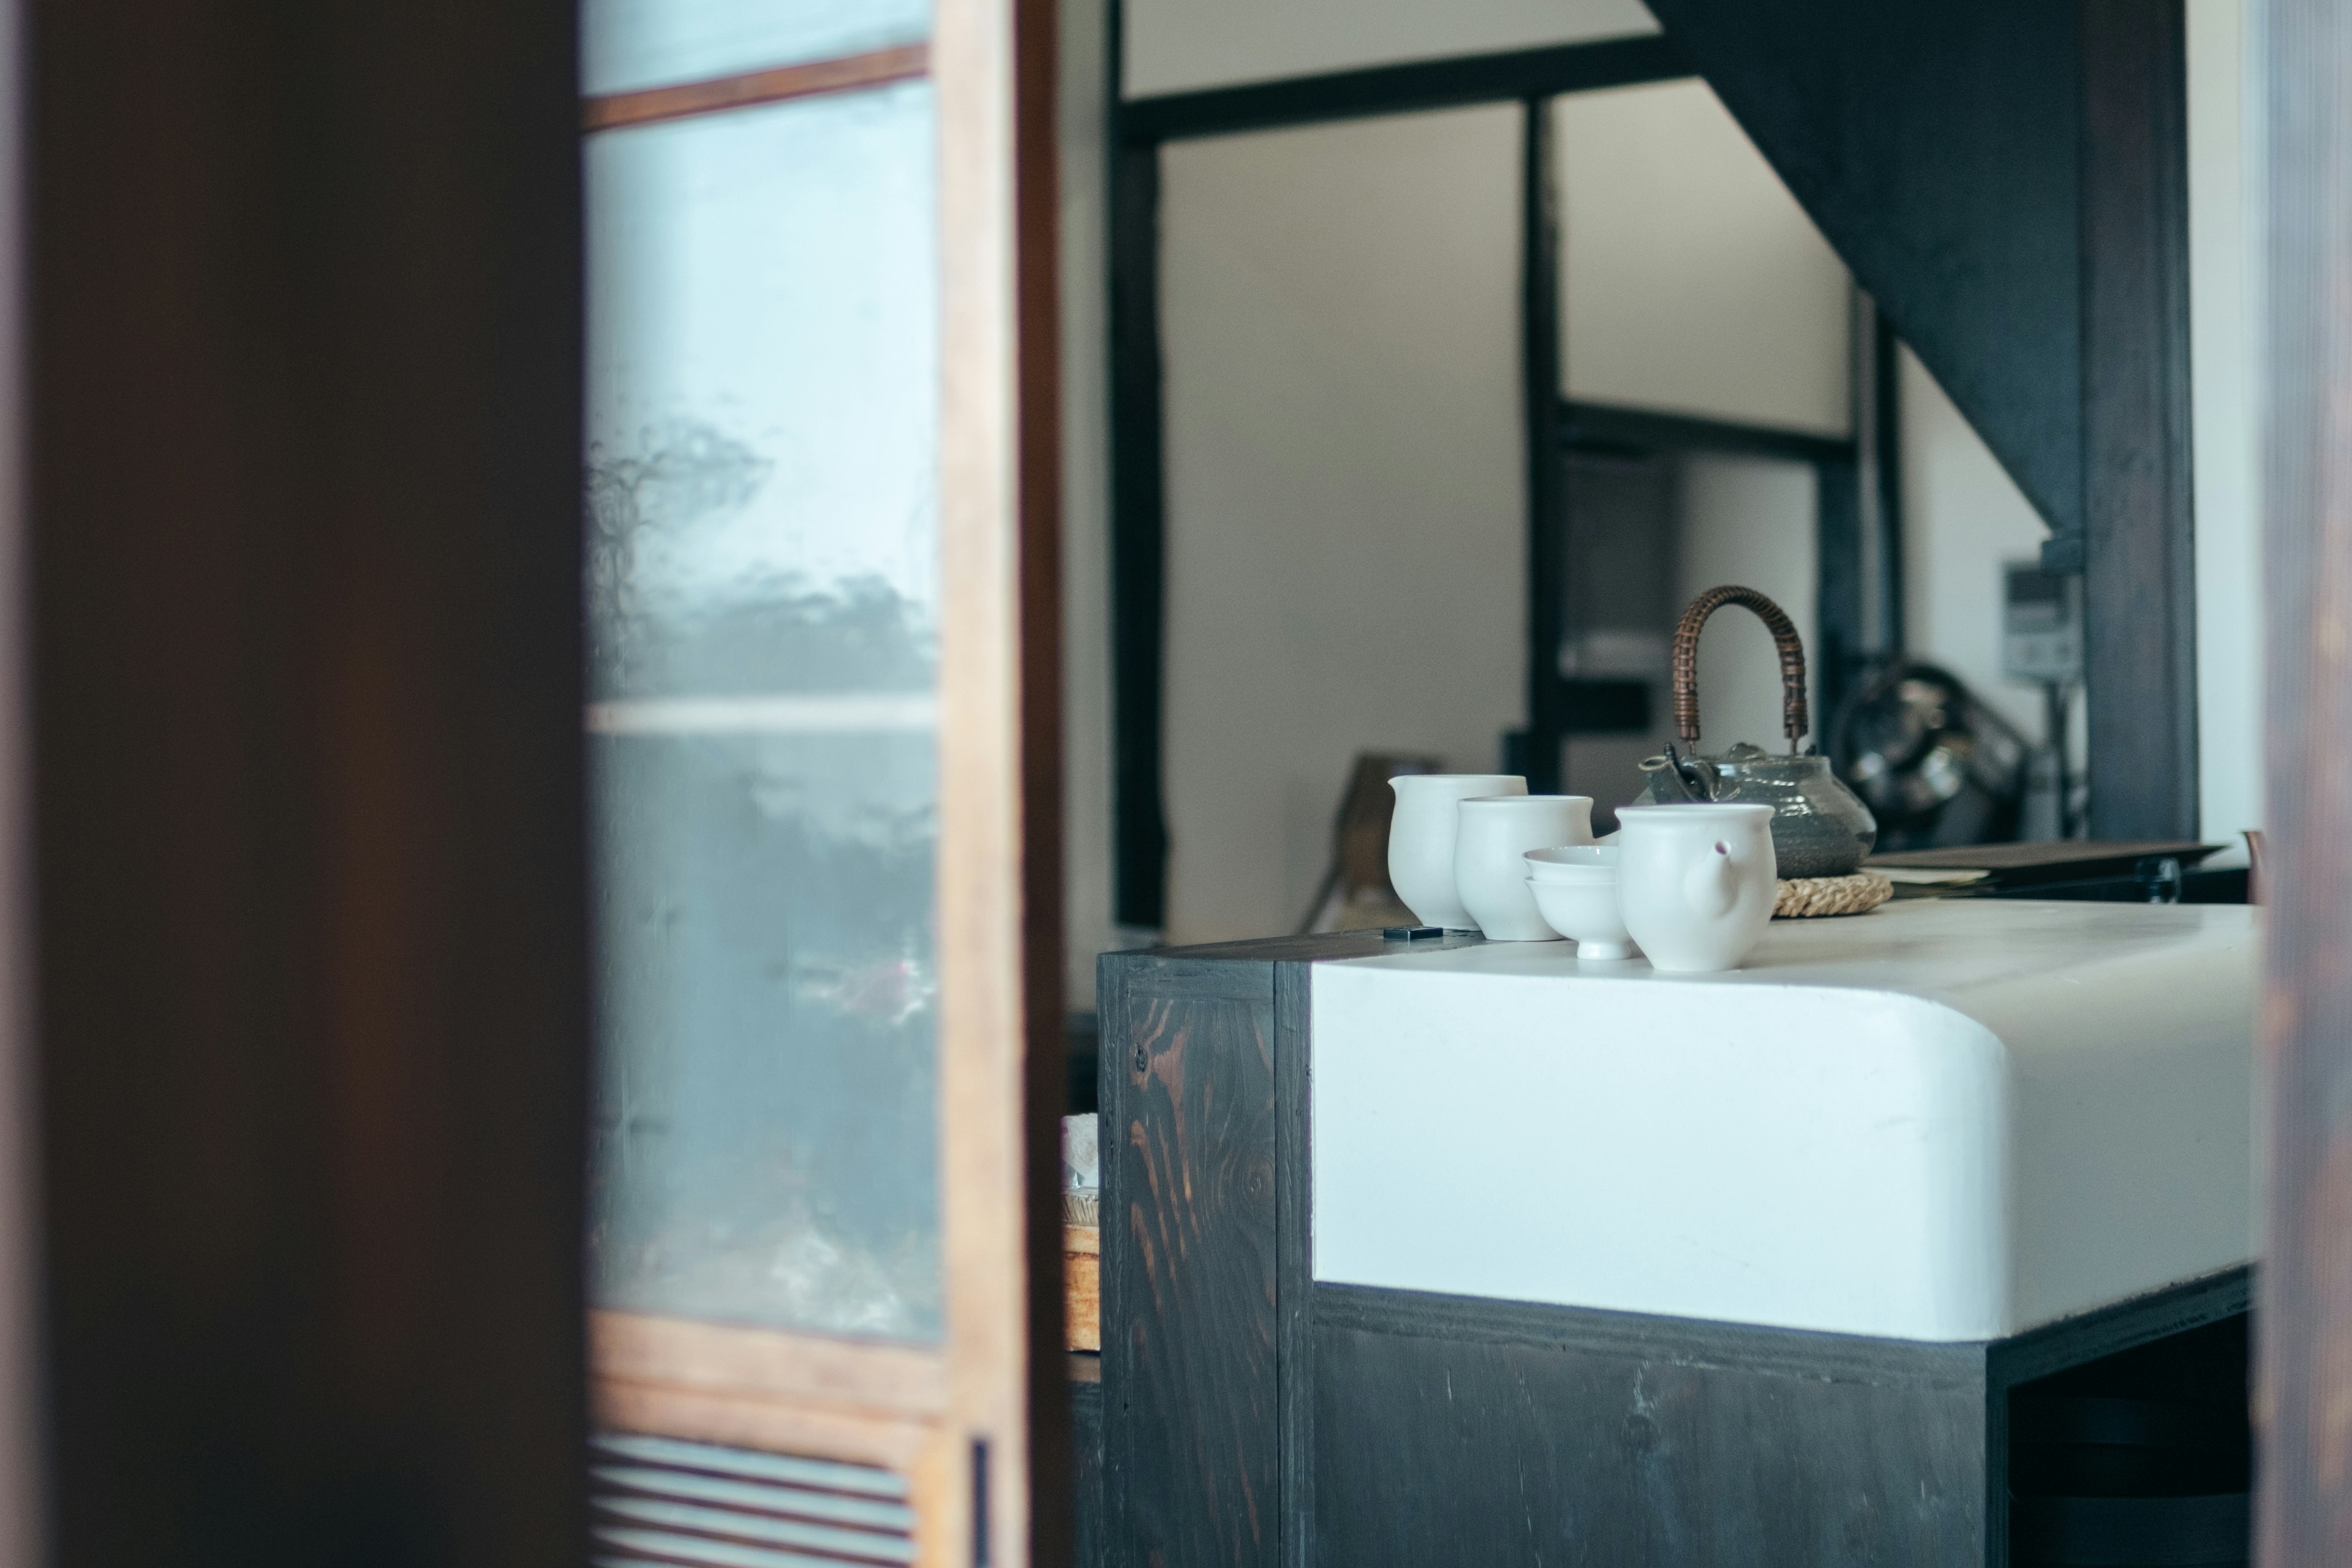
1314, 1286, 1990, 1568
1272, 964, 1315, 1568
1102, 959, 1281, 1568
1072, 1377, 1105, 1568
2256, 0, 2352, 1560
590, 1313, 948, 1415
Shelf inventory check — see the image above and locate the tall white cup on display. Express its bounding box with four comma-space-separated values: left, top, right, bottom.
1387, 774, 1525, 929
1454, 795, 1594, 940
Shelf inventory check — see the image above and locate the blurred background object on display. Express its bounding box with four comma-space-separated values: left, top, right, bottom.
1300, 752, 1443, 932
1835, 662, 2030, 851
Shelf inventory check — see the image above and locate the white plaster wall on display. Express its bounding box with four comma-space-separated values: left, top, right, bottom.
1679, 454, 1820, 756
1158, 106, 1526, 944
1556, 80, 1853, 438
1060, 0, 1118, 1003
1899, 346, 2054, 750
1125, 0, 1656, 99
2188, 0, 2261, 848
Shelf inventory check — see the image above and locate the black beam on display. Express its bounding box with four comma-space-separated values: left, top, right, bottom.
2078, 0, 2197, 840
1815, 457, 1864, 733
1559, 399, 1856, 467
1108, 124, 1168, 921
1871, 309, 1907, 656
1121, 34, 1689, 145
1523, 100, 1566, 794
1639, 1, 2084, 551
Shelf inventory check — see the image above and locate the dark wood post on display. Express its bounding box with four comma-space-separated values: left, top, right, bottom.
1523, 96, 1566, 793
28, 1, 590, 1562
2078, 0, 2198, 839
2256, 2, 2352, 1559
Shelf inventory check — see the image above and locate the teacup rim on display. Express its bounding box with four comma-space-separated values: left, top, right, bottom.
1525, 844, 1616, 864
1389, 772, 1525, 793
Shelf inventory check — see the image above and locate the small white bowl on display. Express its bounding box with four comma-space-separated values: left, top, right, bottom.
1525, 844, 1619, 879
1523, 848, 1636, 959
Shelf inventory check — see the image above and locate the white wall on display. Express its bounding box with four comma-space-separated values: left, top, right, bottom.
2188, 0, 2261, 849
1556, 81, 1852, 437
1680, 454, 1822, 753
1158, 106, 1526, 944
1125, 0, 1656, 98
1899, 347, 2059, 752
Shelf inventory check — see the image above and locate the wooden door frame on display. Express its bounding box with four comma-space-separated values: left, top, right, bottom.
2255, 1, 2352, 1558
577, 1, 1067, 1561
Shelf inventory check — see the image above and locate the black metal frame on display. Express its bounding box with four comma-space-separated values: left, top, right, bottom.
1521, 101, 1568, 788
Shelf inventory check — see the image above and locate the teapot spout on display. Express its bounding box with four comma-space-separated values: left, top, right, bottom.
1683, 840, 1740, 918
1638, 753, 1697, 802
1677, 753, 1723, 801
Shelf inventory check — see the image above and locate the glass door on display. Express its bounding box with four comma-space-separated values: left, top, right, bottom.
581, 3, 1058, 1563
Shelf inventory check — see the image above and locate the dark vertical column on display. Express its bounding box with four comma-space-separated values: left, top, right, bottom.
2256, 1, 2352, 1560
2078, 0, 2197, 840
1272, 963, 1314, 1568
1814, 457, 1862, 732
1521, 97, 1566, 792
1107, 127, 1167, 927
29, 1, 589, 1563
0, 0, 34, 1556
1871, 309, 1907, 659
1016, 0, 1072, 1556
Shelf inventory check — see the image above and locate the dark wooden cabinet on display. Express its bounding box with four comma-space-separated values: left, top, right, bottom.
1098, 933, 2251, 1568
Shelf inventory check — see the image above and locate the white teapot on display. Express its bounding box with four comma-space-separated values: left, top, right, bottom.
1615, 802, 1777, 971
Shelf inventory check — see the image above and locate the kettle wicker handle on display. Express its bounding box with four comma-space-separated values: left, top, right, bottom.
1670, 584, 1809, 748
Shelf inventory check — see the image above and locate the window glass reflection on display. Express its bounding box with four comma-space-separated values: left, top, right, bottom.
584, 82, 943, 1343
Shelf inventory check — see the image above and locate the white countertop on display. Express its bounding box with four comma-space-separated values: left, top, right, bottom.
1310, 899, 2257, 1342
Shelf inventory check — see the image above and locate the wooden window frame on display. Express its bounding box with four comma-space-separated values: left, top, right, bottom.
579, 5, 1064, 1563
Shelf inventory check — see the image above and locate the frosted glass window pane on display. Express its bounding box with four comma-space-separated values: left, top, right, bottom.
584, 0, 930, 97
586, 83, 943, 1342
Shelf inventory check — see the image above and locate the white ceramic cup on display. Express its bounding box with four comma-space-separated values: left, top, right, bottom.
1387, 775, 1526, 929
1453, 794, 1594, 940
1616, 802, 1778, 971
1523, 845, 1635, 959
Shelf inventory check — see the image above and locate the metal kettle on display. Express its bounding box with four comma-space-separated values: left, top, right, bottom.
1636, 586, 1879, 879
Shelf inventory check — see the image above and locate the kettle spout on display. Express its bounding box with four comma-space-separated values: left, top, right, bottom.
1638, 753, 1696, 802
1683, 840, 1740, 917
